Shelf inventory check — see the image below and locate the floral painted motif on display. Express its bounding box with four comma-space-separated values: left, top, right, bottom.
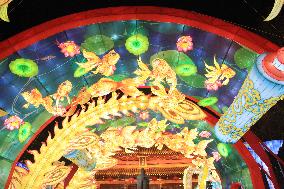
58, 41, 80, 57
205, 80, 222, 91
199, 131, 211, 138
4, 115, 24, 130
176, 36, 193, 52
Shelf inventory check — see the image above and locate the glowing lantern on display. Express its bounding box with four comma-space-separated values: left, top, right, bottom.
9, 59, 39, 77
151, 176, 158, 181
217, 143, 231, 157
58, 41, 80, 57
125, 34, 149, 56
176, 36, 193, 52
173, 176, 179, 181
106, 177, 113, 182
129, 177, 135, 183
4, 115, 24, 130
18, 122, 32, 143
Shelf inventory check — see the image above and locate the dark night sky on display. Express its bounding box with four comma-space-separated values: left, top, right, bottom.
1, 0, 284, 46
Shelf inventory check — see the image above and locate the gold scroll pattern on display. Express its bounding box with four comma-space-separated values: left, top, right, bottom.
218, 77, 284, 141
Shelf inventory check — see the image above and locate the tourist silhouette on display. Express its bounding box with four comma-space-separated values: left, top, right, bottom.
136, 168, 149, 189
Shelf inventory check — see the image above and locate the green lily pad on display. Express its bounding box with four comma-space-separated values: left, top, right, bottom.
150, 50, 195, 68
175, 64, 197, 76
193, 96, 221, 112
234, 47, 257, 70
179, 74, 206, 88
81, 35, 114, 55
198, 96, 218, 107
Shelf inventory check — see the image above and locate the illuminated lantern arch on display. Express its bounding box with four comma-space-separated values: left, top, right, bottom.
0, 6, 279, 189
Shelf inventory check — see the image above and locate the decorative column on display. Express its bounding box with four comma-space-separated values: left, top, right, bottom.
198, 164, 209, 189
215, 48, 284, 143
183, 167, 193, 189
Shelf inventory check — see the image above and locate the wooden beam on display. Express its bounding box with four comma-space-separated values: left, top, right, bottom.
98, 163, 191, 170
116, 159, 193, 165
96, 179, 198, 185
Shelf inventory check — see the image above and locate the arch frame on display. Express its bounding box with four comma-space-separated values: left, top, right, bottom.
1, 6, 277, 188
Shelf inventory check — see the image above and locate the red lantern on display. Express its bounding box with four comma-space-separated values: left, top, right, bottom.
106, 177, 113, 182
151, 176, 158, 181
173, 176, 179, 181
129, 177, 135, 183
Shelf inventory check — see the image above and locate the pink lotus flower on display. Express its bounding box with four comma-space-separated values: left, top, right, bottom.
205, 80, 222, 91
4, 115, 24, 130
199, 130, 211, 138
212, 151, 221, 161
176, 36, 193, 52
139, 111, 150, 120
58, 41, 80, 57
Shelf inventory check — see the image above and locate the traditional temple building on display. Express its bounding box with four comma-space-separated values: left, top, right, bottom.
95, 146, 197, 189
